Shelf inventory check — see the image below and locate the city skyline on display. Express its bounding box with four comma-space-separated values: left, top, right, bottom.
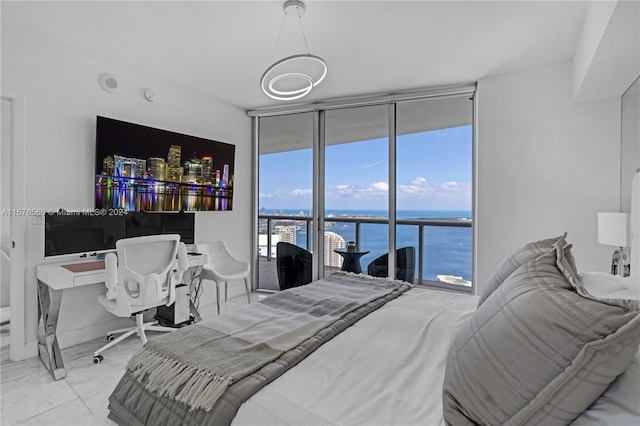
100, 145, 232, 188
95, 116, 235, 181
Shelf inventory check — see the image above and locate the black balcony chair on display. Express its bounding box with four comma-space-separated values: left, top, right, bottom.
367, 246, 416, 283
276, 242, 313, 291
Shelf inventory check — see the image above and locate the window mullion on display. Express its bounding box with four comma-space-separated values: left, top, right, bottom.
388, 103, 397, 279
312, 110, 325, 281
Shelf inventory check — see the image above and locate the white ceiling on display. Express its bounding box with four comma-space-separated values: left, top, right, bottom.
2, 1, 589, 111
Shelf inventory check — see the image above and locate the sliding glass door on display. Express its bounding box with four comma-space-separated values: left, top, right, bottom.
324, 105, 389, 276
257, 112, 313, 290
396, 96, 473, 288
253, 85, 475, 292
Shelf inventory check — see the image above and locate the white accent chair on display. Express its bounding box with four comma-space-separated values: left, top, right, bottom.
197, 241, 251, 315
93, 234, 188, 363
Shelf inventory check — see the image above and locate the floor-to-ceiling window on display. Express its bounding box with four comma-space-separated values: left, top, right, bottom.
324, 105, 389, 276
396, 96, 473, 288
253, 85, 475, 292
257, 112, 313, 290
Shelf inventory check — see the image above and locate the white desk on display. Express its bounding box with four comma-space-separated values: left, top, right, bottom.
36, 253, 207, 380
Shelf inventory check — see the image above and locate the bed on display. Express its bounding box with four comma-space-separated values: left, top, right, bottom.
108, 172, 640, 426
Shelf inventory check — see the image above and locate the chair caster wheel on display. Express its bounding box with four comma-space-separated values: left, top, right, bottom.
93, 355, 103, 364
107, 334, 115, 341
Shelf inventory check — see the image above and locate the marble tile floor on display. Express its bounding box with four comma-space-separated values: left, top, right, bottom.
0, 292, 266, 426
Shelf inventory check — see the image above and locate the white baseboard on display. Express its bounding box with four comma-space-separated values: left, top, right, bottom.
57, 316, 135, 350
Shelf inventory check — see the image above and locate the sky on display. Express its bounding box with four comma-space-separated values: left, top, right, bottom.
259, 125, 472, 211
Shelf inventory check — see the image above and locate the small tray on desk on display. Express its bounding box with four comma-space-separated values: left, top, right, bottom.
61, 261, 105, 273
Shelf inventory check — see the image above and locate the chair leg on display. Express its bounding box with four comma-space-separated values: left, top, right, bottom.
244, 277, 251, 304
146, 324, 179, 333
107, 325, 139, 335
224, 281, 228, 302
93, 313, 177, 361
135, 314, 148, 345
216, 282, 220, 315
93, 328, 138, 358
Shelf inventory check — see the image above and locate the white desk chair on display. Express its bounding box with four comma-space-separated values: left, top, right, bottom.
93, 234, 188, 363
197, 241, 251, 315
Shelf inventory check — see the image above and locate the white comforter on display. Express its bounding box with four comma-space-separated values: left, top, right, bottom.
233, 281, 640, 426
233, 286, 478, 426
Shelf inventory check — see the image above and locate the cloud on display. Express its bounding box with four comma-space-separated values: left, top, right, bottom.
290, 188, 312, 197
397, 177, 470, 201
262, 176, 470, 209
362, 160, 384, 169
325, 181, 389, 201
370, 181, 388, 192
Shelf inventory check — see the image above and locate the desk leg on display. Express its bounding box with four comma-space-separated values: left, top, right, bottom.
189, 300, 202, 323
37, 281, 66, 380
185, 266, 203, 323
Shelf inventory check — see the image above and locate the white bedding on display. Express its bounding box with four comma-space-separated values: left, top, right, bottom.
233, 281, 640, 426
233, 286, 478, 426
573, 349, 640, 425
573, 271, 640, 425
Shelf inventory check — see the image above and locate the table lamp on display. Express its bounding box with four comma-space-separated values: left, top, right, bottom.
597, 212, 629, 276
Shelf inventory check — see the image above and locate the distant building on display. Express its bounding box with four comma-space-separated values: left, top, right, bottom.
184, 157, 203, 183
258, 234, 281, 258
102, 156, 114, 176
324, 231, 345, 268
148, 157, 167, 181
167, 145, 182, 182
202, 156, 213, 184
436, 275, 472, 287
221, 164, 230, 188
275, 225, 297, 245
114, 155, 146, 179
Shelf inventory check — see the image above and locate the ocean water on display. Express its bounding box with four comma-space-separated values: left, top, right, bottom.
270, 209, 472, 282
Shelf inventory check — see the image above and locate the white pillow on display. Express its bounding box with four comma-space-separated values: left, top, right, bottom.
580, 271, 640, 300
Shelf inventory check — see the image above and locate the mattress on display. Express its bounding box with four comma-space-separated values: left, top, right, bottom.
233, 286, 478, 426
233, 283, 640, 426
109, 271, 639, 425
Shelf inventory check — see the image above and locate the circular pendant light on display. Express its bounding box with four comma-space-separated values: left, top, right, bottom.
261, 54, 327, 101
260, 1, 327, 101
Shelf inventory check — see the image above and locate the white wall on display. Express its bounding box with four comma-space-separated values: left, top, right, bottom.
2, 27, 252, 352
620, 77, 640, 213
476, 60, 621, 290
1, 98, 12, 307
573, 0, 640, 102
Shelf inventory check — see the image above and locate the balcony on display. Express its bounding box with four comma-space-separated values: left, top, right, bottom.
258, 214, 472, 292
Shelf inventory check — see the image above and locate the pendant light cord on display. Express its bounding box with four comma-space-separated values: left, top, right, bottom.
271, 4, 310, 60
295, 6, 310, 54
271, 11, 288, 60
261, 1, 327, 100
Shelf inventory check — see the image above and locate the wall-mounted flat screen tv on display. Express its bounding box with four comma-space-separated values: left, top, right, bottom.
45, 211, 195, 258
95, 116, 235, 212
44, 212, 127, 258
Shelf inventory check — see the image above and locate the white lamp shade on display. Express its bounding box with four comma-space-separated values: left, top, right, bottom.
597, 212, 629, 247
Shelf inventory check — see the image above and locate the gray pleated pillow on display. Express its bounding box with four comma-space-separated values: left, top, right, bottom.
443, 239, 640, 426
477, 233, 576, 307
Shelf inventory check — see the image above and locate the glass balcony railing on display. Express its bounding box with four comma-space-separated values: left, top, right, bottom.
258, 214, 472, 292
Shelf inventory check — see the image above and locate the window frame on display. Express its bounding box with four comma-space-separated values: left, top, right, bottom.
251, 84, 477, 293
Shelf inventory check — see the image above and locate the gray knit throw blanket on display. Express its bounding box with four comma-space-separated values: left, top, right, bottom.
126, 272, 412, 413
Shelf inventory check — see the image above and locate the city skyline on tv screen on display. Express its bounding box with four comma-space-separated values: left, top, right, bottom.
95, 116, 235, 212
